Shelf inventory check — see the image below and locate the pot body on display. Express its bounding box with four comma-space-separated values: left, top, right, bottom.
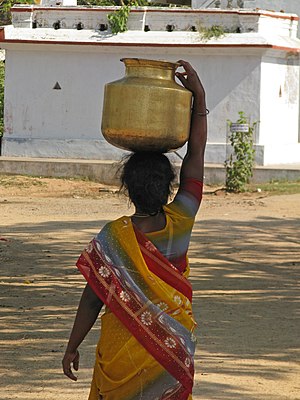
101, 58, 192, 153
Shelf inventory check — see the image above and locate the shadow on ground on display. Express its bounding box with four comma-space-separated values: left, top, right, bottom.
0, 214, 299, 399
189, 216, 299, 399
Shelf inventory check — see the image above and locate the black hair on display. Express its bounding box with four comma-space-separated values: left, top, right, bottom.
120, 152, 176, 214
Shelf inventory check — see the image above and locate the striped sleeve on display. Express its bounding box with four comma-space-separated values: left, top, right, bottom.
167, 178, 203, 218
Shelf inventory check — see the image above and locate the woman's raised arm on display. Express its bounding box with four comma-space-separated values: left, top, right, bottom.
176, 60, 207, 182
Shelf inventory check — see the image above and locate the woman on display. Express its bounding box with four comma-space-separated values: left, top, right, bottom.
62, 60, 207, 400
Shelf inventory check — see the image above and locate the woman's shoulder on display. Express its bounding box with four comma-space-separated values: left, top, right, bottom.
166, 177, 203, 219
96, 216, 128, 239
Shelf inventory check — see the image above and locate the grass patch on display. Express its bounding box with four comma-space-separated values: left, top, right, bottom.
246, 180, 300, 195
197, 24, 225, 41
0, 175, 47, 188
1, 175, 300, 196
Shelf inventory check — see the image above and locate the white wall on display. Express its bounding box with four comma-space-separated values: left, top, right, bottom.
2, 7, 300, 165
260, 58, 298, 145
4, 48, 126, 159
41, 0, 77, 6
259, 55, 300, 164
244, 0, 300, 16
3, 47, 263, 163
193, 0, 300, 37
5, 49, 121, 140
189, 54, 261, 163
3, 46, 300, 164
245, 1, 300, 37
194, 0, 300, 16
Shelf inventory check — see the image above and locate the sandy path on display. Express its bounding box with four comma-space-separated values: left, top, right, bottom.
0, 179, 299, 400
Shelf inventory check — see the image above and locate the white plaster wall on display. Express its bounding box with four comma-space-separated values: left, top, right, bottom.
41, 0, 77, 6
244, 0, 300, 16
192, 0, 300, 37
195, 0, 300, 15
4, 48, 130, 159
4, 49, 122, 141
259, 57, 299, 145
259, 56, 300, 164
244, 0, 300, 152
11, 6, 298, 36
191, 54, 261, 163
246, 1, 300, 37
204, 54, 261, 139
3, 46, 264, 163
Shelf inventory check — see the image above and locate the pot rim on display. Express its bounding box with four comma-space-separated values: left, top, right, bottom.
120, 58, 180, 70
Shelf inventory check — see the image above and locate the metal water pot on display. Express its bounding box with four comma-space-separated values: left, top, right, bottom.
101, 58, 192, 153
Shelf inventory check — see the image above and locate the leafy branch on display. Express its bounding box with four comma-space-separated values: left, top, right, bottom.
107, 0, 146, 34
107, 3, 131, 34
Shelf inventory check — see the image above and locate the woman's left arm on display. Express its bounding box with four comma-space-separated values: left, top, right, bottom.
62, 283, 103, 381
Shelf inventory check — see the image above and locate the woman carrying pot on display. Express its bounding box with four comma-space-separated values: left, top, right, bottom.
62, 60, 207, 400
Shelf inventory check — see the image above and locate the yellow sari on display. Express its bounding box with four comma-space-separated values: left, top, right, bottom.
77, 216, 197, 400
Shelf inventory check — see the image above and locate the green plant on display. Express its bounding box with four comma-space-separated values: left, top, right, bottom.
107, 0, 147, 34
247, 180, 300, 195
198, 24, 225, 41
107, 4, 131, 34
0, 0, 34, 24
225, 111, 257, 192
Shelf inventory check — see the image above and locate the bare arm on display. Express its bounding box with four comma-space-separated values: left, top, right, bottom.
176, 60, 207, 182
62, 283, 103, 381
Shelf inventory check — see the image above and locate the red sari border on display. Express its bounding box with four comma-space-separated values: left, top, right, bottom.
133, 224, 193, 302
76, 238, 194, 397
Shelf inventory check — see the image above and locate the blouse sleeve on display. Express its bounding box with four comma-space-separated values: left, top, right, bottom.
166, 177, 203, 218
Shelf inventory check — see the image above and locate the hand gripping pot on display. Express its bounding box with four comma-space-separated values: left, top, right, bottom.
101, 58, 192, 153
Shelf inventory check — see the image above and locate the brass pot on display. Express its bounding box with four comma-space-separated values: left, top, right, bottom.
101, 58, 192, 153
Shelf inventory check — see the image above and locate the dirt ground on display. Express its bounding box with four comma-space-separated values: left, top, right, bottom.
0, 176, 299, 400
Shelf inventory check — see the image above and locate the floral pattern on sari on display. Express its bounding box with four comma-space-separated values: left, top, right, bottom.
77, 217, 197, 400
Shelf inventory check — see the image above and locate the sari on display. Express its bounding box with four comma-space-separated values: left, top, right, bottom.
76, 179, 203, 400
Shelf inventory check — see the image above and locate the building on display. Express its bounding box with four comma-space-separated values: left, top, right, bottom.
193, 0, 300, 36
0, 4, 300, 165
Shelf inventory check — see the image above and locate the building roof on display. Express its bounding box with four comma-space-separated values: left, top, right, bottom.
1, 6, 299, 53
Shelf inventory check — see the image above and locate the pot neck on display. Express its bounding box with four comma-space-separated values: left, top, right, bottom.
122, 58, 178, 81
125, 65, 175, 81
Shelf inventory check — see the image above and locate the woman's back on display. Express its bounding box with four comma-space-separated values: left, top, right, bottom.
132, 178, 203, 272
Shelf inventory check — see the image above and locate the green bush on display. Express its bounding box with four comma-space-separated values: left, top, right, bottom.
225, 112, 257, 192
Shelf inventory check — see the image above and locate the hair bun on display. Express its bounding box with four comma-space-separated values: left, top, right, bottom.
120, 152, 176, 214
